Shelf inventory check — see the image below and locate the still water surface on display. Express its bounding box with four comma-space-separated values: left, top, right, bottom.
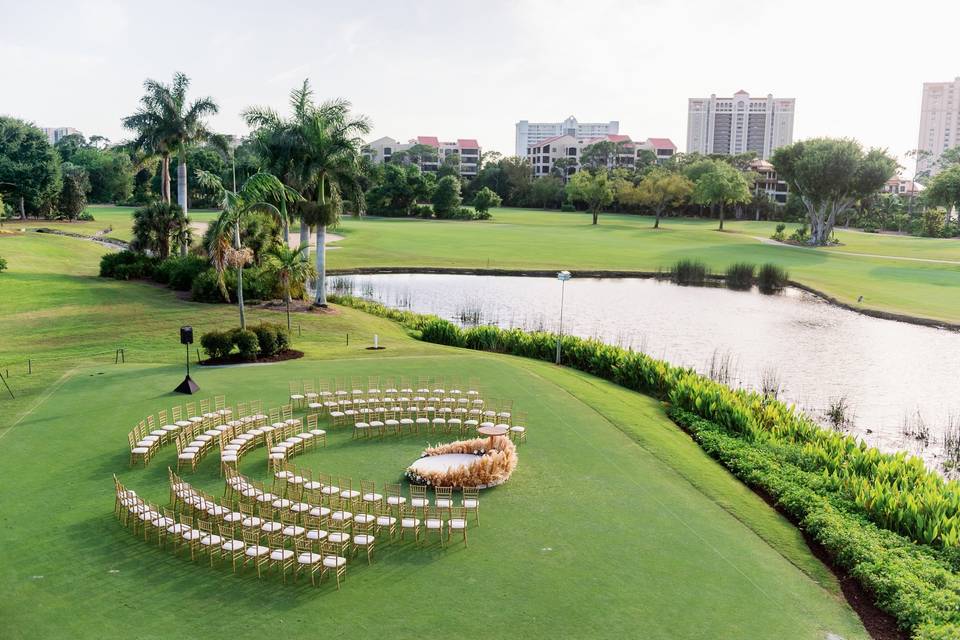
333, 273, 960, 466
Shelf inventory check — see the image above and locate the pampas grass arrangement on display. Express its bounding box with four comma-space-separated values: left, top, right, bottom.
406, 437, 518, 488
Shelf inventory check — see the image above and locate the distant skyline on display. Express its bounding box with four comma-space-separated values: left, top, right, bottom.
2, 0, 959, 175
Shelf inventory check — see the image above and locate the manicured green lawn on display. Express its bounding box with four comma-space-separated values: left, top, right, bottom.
327, 208, 960, 323
0, 230, 869, 638
3, 205, 219, 243
0, 357, 868, 639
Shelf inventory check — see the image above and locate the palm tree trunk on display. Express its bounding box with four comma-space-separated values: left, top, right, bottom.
299, 221, 310, 247
315, 224, 327, 306
234, 221, 245, 329
161, 154, 171, 204
177, 150, 189, 256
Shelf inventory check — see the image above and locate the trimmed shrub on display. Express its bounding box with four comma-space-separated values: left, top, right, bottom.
199, 330, 233, 359
757, 263, 789, 293
99, 250, 157, 280
670, 259, 708, 285
560, 203, 576, 212
251, 323, 278, 356
232, 329, 259, 360
772, 223, 786, 241
154, 255, 210, 291
0, 256, 6, 273
724, 262, 755, 290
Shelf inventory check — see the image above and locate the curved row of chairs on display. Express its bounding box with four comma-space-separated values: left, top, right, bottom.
128, 396, 229, 466
290, 376, 528, 443
114, 474, 348, 587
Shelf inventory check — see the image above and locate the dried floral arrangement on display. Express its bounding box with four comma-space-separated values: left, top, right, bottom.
405, 437, 518, 488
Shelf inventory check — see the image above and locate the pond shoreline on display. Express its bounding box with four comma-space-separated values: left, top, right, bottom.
328, 266, 960, 332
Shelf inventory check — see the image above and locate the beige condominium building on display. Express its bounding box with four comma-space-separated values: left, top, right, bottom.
524, 133, 676, 178
363, 135, 481, 178
686, 91, 795, 159
917, 78, 960, 178
515, 116, 619, 157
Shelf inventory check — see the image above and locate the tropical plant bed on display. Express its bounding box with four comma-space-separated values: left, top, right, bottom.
405, 437, 518, 488
199, 348, 303, 366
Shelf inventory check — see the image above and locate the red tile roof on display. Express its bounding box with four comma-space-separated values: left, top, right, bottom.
457, 138, 479, 149
646, 137, 677, 150
416, 136, 440, 147
607, 134, 631, 143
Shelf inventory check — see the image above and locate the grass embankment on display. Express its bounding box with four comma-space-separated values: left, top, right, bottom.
326, 208, 960, 323
3, 205, 219, 243
0, 232, 868, 639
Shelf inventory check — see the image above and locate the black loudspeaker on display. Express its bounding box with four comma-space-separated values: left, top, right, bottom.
180, 326, 194, 345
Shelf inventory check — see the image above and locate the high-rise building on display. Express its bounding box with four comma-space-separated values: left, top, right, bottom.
363, 135, 481, 178
515, 116, 619, 157
686, 92, 794, 159
916, 78, 960, 178
41, 127, 82, 145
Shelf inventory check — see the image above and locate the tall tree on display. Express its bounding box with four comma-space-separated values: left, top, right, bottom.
691, 160, 751, 230
631, 168, 694, 228
289, 89, 370, 306
566, 171, 614, 225
772, 138, 897, 245
0, 117, 62, 217
530, 176, 565, 209
198, 170, 299, 328
123, 72, 219, 242
58, 163, 90, 219
432, 175, 462, 216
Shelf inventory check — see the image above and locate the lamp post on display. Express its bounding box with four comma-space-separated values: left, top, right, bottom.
555, 270, 572, 365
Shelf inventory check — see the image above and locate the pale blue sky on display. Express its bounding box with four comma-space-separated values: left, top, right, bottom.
2, 0, 958, 171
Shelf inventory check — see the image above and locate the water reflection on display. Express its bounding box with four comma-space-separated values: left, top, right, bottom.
332, 273, 960, 470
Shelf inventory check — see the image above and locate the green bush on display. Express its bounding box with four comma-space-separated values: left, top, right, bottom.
789, 223, 810, 243
274, 323, 290, 352
199, 330, 233, 359
190, 265, 278, 303
420, 318, 465, 346
771, 223, 786, 241
232, 329, 260, 360
757, 263, 789, 293
670, 259, 708, 285
0, 255, 7, 273
251, 323, 278, 356
724, 262, 755, 289
560, 203, 576, 212
154, 255, 210, 291
98, 250, 157, 280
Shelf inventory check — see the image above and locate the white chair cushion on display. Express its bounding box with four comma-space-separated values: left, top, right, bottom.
353, 534, 374, 545
306, 529, 328, 540
449, 519, 467, 529
386, 496, 406, 505
298, 552, 322, 564
463, 499, 479, 508
270, 549, 294, 561
322, 555, 346, 568
245, 545, 270, 557
200, 534, 223, 546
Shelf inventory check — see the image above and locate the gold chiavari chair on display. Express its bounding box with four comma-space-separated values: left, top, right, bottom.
268, 533, 295, 583
219, 523, 246, 573
242, 528, 270, 578
448, 506, 468, 547
320, 540, 347, 590
462, 486, 480, 525
294, 537, 322, 586
424, 506, 444, 547
399, 505, 421, 544
352, 520, 376, 565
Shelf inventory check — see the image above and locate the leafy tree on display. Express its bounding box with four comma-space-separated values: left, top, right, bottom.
580, 140, 630, 171
432, 175, 462, 216
472, 185, 501, 217
130, 202, 191, 259
691, 160, 751, 230
0, 117, 62, 216
58, 163, 90, 219
438, 152, 461, 178
123, 72, 220, 221
925, 165, 960, 217
198, 170, 300, 327
550, 157, 578, 181
530, 176, 565, 209
631, 168, 694, 228
266, 242, 316, 331
920, 208, 946, 237
566, 171, 614, 225
366, 163, 433, 215
772, 138, 897, 245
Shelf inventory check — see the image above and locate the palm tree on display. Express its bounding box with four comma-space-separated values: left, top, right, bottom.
266, 242, 316, 332
129, 202, 191, 259
123, 72, 219, 254
196, 170, 300, 328
294, 94, 370, 306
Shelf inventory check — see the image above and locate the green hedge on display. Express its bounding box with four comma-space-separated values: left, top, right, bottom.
199, 323, 289, 361
670, 408, 960, 639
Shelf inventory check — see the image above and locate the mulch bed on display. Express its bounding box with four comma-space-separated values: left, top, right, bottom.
255, 300, 341, 315
198, 349, 304, 366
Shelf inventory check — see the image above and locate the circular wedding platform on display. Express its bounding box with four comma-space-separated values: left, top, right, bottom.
408, 453, 481, 475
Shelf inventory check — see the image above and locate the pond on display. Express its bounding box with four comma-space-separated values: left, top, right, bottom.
332, 273, 960, 470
